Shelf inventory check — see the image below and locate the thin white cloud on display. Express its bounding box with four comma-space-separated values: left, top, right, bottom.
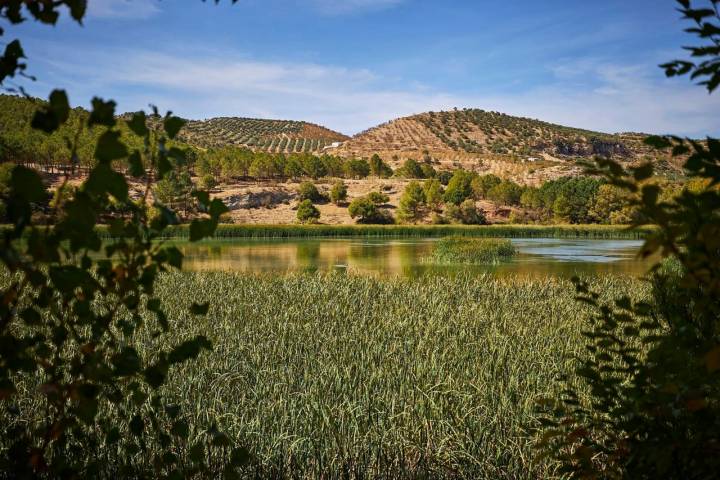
30, 47, 720, 137
87, 0, 161, 20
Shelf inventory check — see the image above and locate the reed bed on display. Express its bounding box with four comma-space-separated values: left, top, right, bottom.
429, 237, 517, 264
1, 271, 648, 478
93, 224, 654, 240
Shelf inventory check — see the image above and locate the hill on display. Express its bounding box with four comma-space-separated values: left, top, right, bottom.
176, 117, 349, 153
330, 109, 677, 183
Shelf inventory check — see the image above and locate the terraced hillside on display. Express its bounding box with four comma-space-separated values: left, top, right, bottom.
332, 109, 672, 179
178, 117, 349, 153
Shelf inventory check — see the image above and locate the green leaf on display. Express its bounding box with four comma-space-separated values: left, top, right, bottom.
85, 163, 129, 201
164, 116, 186, 140
31, 89, 69, 133
157, 154, 172, 180
67, 0, 87, 22
644, 135, 672, 149
126, 111, 149, 137
189, 218, 217, 242
10, 166, 46, 203
168, 336, 212, 365
632, 163, 654, 181
112, 347, 142, 377
128, 150, 145, 178
129, 415, 144, 436
88, 97, 116, 127
95, 130, 128, 163
190, 302, 209, 315
171, 420, 190, 439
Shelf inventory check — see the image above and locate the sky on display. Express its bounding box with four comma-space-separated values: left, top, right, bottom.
5, 0, 720, 137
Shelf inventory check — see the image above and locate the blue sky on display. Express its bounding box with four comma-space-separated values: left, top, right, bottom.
6, 0, 720, 136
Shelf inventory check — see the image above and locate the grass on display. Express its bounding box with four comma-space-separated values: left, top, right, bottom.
429, 237, 517, 264
94, 223, 655, 240
1, 271, 648, 478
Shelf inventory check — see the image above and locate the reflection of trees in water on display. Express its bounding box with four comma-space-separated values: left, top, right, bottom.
295, 242, 321, 274
176, 239, 653, 279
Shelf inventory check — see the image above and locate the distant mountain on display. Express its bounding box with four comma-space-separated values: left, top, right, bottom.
177, 117, 349, 153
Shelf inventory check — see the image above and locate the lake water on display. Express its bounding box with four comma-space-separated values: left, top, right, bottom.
171, 237, 653, 278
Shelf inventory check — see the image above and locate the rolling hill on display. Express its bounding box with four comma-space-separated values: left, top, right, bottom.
327, 108, 678, 184
176, 117, 349, 153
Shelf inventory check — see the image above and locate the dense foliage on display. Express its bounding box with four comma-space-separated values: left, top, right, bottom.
0, 1, 248, 477
538, 2, 720, 477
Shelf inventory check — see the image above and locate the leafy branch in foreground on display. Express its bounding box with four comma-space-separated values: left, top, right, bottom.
0, 2, 249, 477
538, 1, 720, 477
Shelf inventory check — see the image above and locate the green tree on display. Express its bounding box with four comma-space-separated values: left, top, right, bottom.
589, 183, 641, 224
369, 153, 393, 178
398, 158, 425, 178
348, 196, 393, 224
520, 186, 542, 210
471, 174, 501, 200
154, 169, 195, 215
284, 155, 304, 179
296, 199, 320, 223
424, 178, 444, 211
443, 169, 475, 205
300, 153, 327, 179
297, 181, 325, 202
344, 158, 370, 179
330, 180, 348, 205
397, 181, 426, 223
367, 191, 390, 205
488, 179, 523, 206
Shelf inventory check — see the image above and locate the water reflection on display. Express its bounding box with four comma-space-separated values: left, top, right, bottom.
170, 237, 654, 279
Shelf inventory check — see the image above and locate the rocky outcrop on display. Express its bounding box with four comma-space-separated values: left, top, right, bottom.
224, 191, 295, 210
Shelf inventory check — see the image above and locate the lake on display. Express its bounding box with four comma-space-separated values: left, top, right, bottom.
170, 237, 653, 278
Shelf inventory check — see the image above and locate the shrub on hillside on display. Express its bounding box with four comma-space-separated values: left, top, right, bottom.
367, 191, 390, 205
199, 173, 217, 190
297, 199, 321, 223
348, 196, 394, 224
298, 181, 325, 202
446, 199, 487, 225
329, 180, 348, 205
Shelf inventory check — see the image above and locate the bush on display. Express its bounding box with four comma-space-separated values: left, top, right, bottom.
297, 199, 321, 223
348, 196, 393, 224
298, 181, 325, 202
430, 237, 516, 264
447, 199, 487, 225
199, 173, 217, 190
398, 159, 424, 178
437, 170, 453, 186
329, 180, 348, 205
367, 191, 390, 205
